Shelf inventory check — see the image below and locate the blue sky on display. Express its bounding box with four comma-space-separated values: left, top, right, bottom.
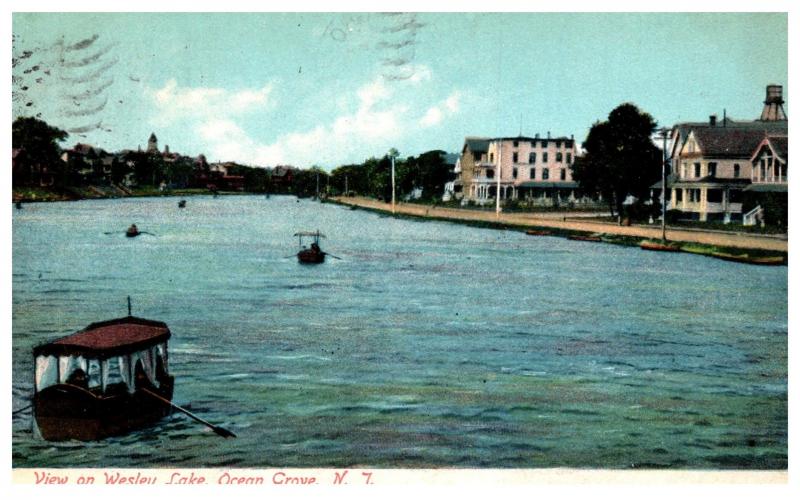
12, 12, 788, 169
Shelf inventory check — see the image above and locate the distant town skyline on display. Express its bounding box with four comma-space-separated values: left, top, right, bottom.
12, 12, 788, 169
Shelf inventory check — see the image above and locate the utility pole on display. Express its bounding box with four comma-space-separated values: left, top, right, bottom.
388, 148, 399, 214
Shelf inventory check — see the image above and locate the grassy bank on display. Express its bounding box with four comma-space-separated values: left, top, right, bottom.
327, 198, 787, 265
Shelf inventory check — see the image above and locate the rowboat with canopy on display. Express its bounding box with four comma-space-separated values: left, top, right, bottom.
33, 315, 174, 441
294, 230, 326, 264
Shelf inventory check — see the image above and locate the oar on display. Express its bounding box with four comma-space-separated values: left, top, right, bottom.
138, 231, 157, 236
323, 252, 342, 260
141, 388, 236, 438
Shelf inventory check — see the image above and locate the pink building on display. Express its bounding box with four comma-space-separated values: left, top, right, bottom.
460, 134, 579, 206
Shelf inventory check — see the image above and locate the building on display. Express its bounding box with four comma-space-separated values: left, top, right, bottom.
667, 85, 788, 223
743, 134, 788, 226
147, 133, 159, 154
455, 134, 580, 206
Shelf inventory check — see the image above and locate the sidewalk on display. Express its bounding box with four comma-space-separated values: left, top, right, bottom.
332, 196, 788, 253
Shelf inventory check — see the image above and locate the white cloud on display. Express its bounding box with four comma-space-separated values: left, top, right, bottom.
149, 78, 274, 125
420, 107, 443, 127
419, 91, 462, 128
151, 70, 462, 167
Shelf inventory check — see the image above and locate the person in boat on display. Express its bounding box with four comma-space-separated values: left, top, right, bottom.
310, 242, 321, 254
134, 360, 154, 391
127, 224, 139, 235
66, 368, 88, 389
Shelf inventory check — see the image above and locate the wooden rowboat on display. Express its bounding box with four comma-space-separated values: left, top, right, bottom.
525, 229, 552, 236
33, 316, 174, 441
640, 240, 681, 252
567, 234, 602, 242
711, 252, 786, 266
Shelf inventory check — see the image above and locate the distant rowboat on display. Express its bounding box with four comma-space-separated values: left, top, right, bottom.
640, 240, 680, 252
711, 252, 785, 266
525, 229, 552, 236
567, 234, 602, 242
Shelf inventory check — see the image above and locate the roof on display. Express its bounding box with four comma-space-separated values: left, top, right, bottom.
671, 177, 752, 189
745, 183, 788, 193
751, 135, 788, 163
441, 152, 460, 166
691, 127, 773, 159
34, 316, 171, 358
463, 137, 490, 154
671, 118, 787, 158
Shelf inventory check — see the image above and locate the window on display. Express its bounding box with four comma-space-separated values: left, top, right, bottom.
555, 140, 562, 148
675, 189, 683, 202
681, 162, 687, 178
489, 153, 494, 163
486, 169, 494, 179
529, 168, 536, 179
707, 189, 722, 203
556, 152, 563, 162
560, 168, 566, 180
694, 163, 701, 178
513, 152, 518, 163
542, 168, 549, 180
513, 140, 519, 147
543, 152, 549, 163
566, 153, 572, 164
708, 162, 717, 177
529, 152, 536, 163
473, 152, 480, 161
512, 168, 518, 179
540, 141, 548, 149
733, 163, 740, 178
729, 189, 742, 203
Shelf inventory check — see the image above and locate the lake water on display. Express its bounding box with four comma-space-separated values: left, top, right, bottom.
11, 195, 787, 468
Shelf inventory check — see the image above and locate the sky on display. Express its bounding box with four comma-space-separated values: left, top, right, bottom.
11, 12, 788, 170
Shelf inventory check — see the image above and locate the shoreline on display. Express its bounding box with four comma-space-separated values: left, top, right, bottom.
328, 196, 788, 262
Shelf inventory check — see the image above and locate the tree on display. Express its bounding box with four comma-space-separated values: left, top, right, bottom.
12, 117, 68, 186
571, 103, 661, 218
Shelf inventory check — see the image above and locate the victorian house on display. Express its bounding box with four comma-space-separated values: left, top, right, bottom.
668, 85, 788, 223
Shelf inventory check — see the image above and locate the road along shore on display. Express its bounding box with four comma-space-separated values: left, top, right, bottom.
330, 196, 787, 255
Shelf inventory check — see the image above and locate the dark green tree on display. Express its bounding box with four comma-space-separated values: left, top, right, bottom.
12, 117, 68, 186
571, 103, 661, 218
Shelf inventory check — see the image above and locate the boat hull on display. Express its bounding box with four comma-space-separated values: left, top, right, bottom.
711, 253, 786, 266
640, 241, 680, 252
297, 250, 325, 264
34, 378, 174, 441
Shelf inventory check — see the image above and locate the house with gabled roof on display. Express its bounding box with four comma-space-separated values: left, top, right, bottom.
667, 85, 788, 223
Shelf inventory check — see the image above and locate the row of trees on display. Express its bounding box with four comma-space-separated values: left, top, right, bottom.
329, 150, 451, 202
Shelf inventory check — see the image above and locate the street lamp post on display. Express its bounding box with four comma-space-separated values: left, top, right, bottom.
388, 148, 399, 214
495, 141, 502, 217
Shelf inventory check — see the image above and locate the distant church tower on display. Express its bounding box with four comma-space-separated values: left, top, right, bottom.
759, 85, 787, 121
147, 132, 159, 153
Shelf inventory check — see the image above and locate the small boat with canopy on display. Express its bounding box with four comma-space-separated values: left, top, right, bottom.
33, 315, 174, 441
294, 230, 326, 264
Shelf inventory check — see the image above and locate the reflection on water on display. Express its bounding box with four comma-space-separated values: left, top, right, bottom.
12, 195, 787, 468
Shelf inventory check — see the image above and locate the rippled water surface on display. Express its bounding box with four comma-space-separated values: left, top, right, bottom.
12, 195, 787, 468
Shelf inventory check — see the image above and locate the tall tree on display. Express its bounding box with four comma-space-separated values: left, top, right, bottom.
12, 117, 68, 186
571, 103, 661, 217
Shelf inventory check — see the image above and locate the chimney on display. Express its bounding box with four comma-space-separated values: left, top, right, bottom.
760, 84, 787, 121
709, 115, 717, 126
534, 133, 539, 139
547, 131, 551, 139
